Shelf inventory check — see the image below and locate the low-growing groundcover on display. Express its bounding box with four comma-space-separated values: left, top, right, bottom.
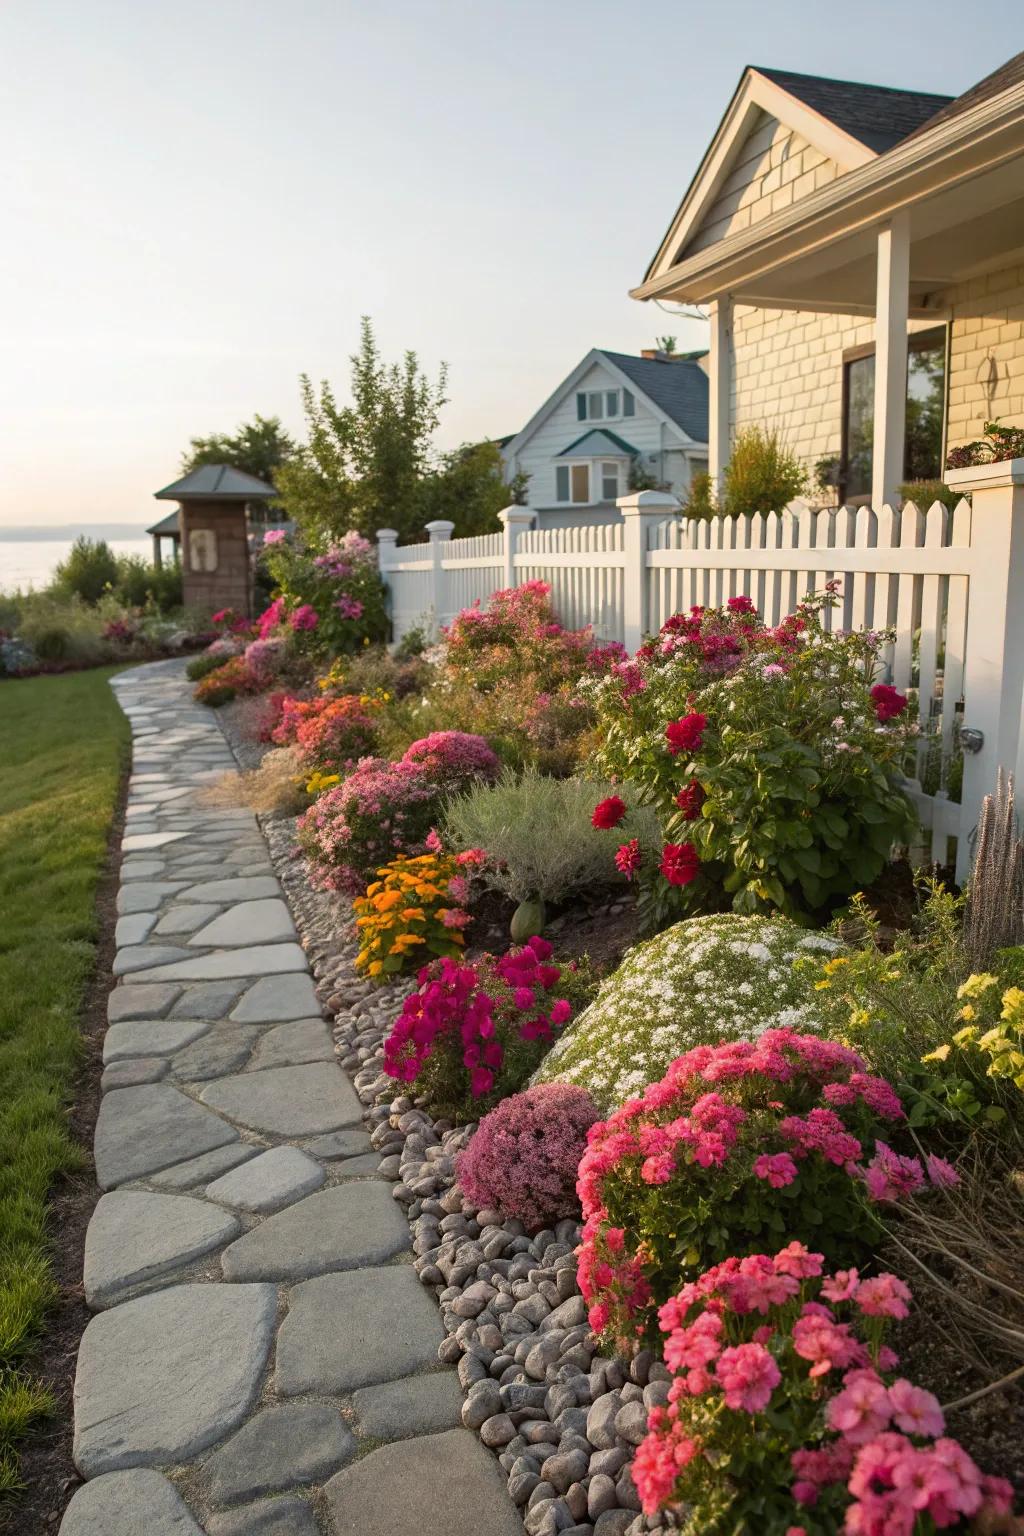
535, 912, 839, 1109
0, 668, 128, 1493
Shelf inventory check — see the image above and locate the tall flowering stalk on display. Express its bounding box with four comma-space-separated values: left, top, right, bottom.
632, 1243, 1016, 1534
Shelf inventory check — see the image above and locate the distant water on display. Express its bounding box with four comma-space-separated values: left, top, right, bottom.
0, 538, 153, 595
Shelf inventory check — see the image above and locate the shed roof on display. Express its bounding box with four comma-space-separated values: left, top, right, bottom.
753, 67, 952, 154
154, 464, 278, 501
600, 352, 709, 443
146, 509, 181, 537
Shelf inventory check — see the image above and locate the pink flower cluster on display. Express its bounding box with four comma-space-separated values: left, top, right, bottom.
296, 756, 440, 893
256, 596, 286, 638
456, 1083, 600, 1230
401, 731, 501, 790
383, 937, 571, 1098
576, 1032, 916, 1348
631, 1244, 1015, 1532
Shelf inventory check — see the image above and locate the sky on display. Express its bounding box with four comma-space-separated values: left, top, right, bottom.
0, 1, 1018, 530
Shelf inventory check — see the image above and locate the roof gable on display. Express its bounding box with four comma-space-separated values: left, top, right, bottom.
643, 65, 950, 283
557, 428, 641, 458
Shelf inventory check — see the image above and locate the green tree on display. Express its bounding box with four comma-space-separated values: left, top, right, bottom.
51, 537, 119, 603
182, 414, 296, 484
421, 441, 529, 536
276, 317, 448, 545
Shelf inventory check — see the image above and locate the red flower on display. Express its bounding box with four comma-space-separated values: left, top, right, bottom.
870, 684, 907, 722
592, 795, 627, 830
615, 839, 641, 879
675, 778, 706, 820
665, 712, 708, 756
660, 842, 700, 886
727, 595, 757, 615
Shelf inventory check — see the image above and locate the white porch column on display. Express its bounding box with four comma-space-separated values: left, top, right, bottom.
871, 211, 910, 509
708, 296, 732, 493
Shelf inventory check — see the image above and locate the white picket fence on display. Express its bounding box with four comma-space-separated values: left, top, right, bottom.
377, 468, 1024, 884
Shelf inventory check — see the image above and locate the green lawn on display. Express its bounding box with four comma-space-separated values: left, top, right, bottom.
0, 666, 129, 1492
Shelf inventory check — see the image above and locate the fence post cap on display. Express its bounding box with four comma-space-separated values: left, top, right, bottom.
424, 519, 456, 540
617, 490, 681, 516
497, 506, 535, 526
376, 527, 399, 542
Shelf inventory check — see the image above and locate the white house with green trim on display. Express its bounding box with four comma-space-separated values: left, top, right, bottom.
501, 348, 709, 528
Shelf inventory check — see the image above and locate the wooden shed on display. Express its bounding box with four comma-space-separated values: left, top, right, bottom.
152, 465, 277, 618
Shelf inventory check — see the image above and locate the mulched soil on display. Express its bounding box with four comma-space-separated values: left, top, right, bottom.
1, 770, 128, 1534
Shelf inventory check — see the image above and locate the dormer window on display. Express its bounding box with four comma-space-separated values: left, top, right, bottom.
576, 388, 636, 422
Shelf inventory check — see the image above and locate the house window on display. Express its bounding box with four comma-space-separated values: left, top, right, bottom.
840, 327, 947, 501
601, 461, 621, 500
556, 463, 590, 503
576, 388, 627, 422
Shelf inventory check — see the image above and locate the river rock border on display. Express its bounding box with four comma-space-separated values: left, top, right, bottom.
262, 811, 679, 1536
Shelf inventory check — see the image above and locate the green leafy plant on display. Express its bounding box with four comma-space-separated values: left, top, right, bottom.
946, 418, 1024, 470
720, 426, 808, 517
897, 479, 959, 511
681, 469, 715, 520
51, 537, 118, 604
587, 591, 917, 921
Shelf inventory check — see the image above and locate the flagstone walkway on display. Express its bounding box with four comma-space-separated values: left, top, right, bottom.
61, 660, 523, 1536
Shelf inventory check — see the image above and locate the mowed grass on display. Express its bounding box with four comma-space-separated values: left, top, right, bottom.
0, 666, 129, 1492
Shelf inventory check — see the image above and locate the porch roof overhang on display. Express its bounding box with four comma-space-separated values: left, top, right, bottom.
631, 80, 1024, 318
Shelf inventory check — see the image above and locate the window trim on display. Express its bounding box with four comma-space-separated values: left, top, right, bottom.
575, 387, 627, 424
839, 325, 948, 505
555, 455, 630, 505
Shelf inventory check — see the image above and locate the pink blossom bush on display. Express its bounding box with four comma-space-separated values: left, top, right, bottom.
243, 636, 287, 685
383, 936, 588, 1118
631, 1244, 1016, 1534
577, 1031, 955, 1351
401, 731, 500, 791
296, 757, 440, 893
457, 1083, 600, 1229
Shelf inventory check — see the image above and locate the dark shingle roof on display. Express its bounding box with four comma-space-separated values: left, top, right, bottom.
900, 50, 1024, 142
154, 464, 277, 501
600, 352, 709, 443
557, 428, 642, 458
146, 509, 182, 537
755, 67, 952, 154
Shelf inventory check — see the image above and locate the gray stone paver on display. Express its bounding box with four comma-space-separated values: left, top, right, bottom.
94, 1083, 238, 1187
323, 1429, 525, 1536
59, 1469, 205, 1534
221, 1180, 409, 1280
202, 1400, 356, 1504
67, 661, 515, 1535
74, 1283, 277, 1474
84, 1191, 240, 1307
199, 1060, 363, 1136
205, 1145, 325, 1212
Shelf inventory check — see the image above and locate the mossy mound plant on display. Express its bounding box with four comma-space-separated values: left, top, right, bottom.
533, 912, 839, 1110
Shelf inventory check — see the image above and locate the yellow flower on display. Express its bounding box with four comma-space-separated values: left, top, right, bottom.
922, 1043, 951, 1063
952, 1024, 980, 1047
849, 1008, 871, 1029
958, 1003, 976, 1022
957, 972, 999, 1000
1000, 986, 1024, 1024
823, 957, 848, 975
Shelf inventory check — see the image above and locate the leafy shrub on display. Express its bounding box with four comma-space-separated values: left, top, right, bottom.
897, 478, 959, 511
51, 536, 119, 603
587, 591, 916, 922
443, 769, 658, 907
193, 655, 260, 706
457, 1084, 600, 1229
681, 469, 715, 520
577, 1031, 917, 1349
296, 757, 440, 893
113, 554, 182, 611
720, 426, 808, 517
401, 731, 500, 789
383, 938, 591, 1118
535, 913, 839, 1110
187, 651, 229, 682
14, 595, 109, 666
260, 528, 388, 653
31, 625, 71, 662
353, 852, 474, 979
632, 1244, 1015, 1534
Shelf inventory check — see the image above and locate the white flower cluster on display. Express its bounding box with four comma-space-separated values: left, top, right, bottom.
534, 912, 840, 1110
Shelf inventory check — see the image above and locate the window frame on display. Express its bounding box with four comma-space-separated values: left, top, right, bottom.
575, 387, 625, 423
839, 325, 948, 505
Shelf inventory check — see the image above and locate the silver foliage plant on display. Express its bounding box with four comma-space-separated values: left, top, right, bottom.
963, 767, 1024, 968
